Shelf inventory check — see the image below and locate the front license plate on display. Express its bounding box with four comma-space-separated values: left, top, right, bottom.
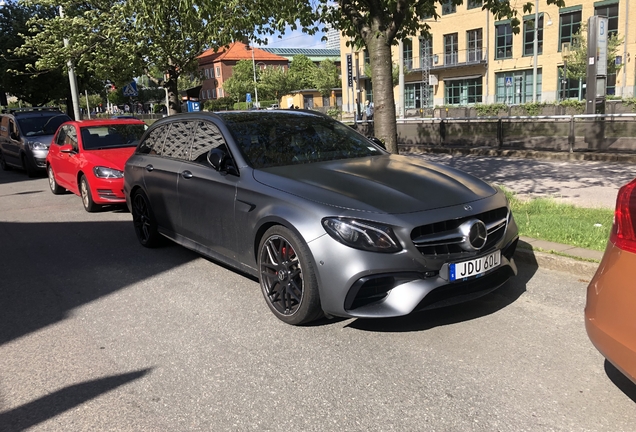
449, 250, 501, 281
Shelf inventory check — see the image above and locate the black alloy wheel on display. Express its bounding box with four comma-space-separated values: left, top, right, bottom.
47, 165, 64, 195
258, 226, 322, 325
131, 190, 161, 248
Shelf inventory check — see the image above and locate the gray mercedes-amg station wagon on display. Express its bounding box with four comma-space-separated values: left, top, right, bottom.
124, 110, 518, 325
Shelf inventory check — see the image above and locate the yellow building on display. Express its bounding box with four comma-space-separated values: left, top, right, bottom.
340, 0, 635, 115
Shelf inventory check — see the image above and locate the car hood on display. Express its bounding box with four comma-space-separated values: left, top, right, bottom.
85, 147, 136, 170
253, 154, 497, 214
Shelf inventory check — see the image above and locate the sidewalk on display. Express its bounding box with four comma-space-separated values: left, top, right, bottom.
401, 145, 623, 279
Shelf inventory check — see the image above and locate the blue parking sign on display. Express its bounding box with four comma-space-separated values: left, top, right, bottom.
246, 93, 252, 103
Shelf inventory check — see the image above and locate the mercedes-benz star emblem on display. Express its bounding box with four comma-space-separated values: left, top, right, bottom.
458, 219, 488, 251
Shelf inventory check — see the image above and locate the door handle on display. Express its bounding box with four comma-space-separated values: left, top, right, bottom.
181, 170, 193, 179
145, 164, 154, 172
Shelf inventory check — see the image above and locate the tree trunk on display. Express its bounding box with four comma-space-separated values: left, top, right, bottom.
166, 65, 180, 115
366, 33, 398, 154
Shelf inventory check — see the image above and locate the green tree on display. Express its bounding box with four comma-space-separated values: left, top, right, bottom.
223, 60, 259, 103
313, 59, 340, 97
17, 0, 317, 114
288, 54, 317, 90
259, 66, 294, 101
0, 1, 68, 106
564, 24, 623, 82
315, 0, 566, 153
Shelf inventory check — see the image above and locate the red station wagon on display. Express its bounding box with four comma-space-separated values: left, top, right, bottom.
46, 119, 147, 211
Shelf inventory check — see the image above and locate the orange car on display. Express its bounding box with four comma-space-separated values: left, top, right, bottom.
585, 178, 636, 383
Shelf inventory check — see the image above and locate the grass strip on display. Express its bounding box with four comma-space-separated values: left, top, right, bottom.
503, 189, 614, 251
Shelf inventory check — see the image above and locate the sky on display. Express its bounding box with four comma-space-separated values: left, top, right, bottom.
257, 26, 329, 50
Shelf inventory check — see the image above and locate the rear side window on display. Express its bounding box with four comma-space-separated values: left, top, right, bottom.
189, 121, 228, 165
137, 125, 169, 155
162, 121, 195, 161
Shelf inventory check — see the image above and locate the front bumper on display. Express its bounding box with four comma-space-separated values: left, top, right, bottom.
90, 177, 126, 204
308, 203, 519, 319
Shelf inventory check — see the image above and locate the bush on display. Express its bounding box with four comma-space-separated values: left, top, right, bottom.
204, 97, 234, 112
475, 103, 507, 117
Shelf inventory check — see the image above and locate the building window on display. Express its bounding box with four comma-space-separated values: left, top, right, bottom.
467, 0, 482, 10
495, 22, 513, 59
365, 80, 373, 103
405, 83, 434, 109
419, 35, 433, 69
444, 77, 482, 105
403, 38, 413, 70
467, 29, 483, 62
557, 66, 583, 100
216, 67, 221, 77
559, 9, 582, 51
523, 15, 544, 56
205, 68, 210, 79
207, 89, 211, 99
444, 33, 458, 66
595, 3, 619, 37
495, 69, 541, 104
323, 96, 331, 107
441, 0, 456, 15
211, 88, 217, 99
218, 88, 223, 98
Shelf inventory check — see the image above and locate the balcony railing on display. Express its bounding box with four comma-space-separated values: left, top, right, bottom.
403, 47, 487, 72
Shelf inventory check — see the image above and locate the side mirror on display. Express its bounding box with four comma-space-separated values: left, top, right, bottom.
207, 148, 227, 171
60, 144, 75, 153
369, 137, 386, 149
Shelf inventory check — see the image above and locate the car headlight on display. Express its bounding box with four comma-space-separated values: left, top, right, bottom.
27, 140, 49, 150
93, 166, 124, 179
322, 217, 402, 253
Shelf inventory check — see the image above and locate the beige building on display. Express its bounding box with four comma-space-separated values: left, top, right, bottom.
340, 0, 635, 115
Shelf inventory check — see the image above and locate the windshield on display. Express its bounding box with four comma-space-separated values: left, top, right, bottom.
81, 124, 147, 150
18, 114, 72, 137
220, 112, 385, 169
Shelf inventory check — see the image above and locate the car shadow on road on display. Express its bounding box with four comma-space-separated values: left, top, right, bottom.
604, 360, 636, 403
0, 220, 197, 347
0, 369, 151, 431
0, 168, 46, 185
345, 259, 536, 332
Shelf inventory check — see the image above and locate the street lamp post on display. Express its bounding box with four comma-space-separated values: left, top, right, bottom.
59, 6, 81, 120
250, 43, 259, 109
532, 2, 552, 103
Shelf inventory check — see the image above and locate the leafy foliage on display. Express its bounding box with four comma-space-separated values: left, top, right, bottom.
313, 59, 340, 96
475, 103, 508, 117
223, 60, 258, 102
0, 1, 68, 106
16, 0, 317, 113
564, 23, 624, 81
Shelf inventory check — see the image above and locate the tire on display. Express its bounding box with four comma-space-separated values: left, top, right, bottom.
0, 150, 11, 171
79, 175, 101, 212
22, 154, 37, 178
131, 190, 162, 248
258, 226, 323, 325
47, 165, 64, 195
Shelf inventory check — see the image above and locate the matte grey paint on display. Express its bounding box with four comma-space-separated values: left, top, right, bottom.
125, 111, 518, 319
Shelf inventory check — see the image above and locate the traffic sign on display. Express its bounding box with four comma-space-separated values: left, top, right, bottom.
123, 81, 138, 97
246, 93, 252, 103
505, 77, 513, 87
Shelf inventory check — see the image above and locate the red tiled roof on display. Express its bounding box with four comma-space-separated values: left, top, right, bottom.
198, 41, 288, 63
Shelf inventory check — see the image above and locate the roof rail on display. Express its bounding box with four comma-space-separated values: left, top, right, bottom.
1, 106, 62, 115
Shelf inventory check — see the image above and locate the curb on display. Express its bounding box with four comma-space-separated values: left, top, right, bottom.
514, 248, 600, 280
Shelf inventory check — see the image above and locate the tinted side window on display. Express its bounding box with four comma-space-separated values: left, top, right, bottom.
189, 121, 228, 165
162, 121, 195, 161
137, 124, 169, 155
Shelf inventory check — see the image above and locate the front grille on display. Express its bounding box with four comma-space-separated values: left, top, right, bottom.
411, 207, 508, 256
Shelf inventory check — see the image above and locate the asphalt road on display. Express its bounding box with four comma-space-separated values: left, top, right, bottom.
1, 160, 635, 432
